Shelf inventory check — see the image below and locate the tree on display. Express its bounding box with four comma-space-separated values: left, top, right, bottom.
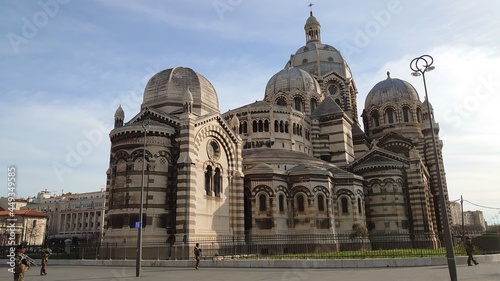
350, 223, 368, 240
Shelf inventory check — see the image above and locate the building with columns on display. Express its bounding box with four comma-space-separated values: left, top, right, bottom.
20, 189, 106, 245
103, 10, 451, 257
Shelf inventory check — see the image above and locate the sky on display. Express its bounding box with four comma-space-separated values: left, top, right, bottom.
1, 0, 499, 223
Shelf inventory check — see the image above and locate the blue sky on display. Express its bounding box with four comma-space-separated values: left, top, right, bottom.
1, 0, 499, 223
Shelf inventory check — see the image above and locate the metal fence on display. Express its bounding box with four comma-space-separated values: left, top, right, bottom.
4, 232, 493, 261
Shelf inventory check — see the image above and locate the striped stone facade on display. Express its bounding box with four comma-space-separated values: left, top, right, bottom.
102, 11, 452, 258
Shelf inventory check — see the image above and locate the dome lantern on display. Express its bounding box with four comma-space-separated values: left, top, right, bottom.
305, 11, 321, 44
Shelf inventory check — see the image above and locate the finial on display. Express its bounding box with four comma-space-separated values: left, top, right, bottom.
387, 71, 391, 79
308, 2, 314, 16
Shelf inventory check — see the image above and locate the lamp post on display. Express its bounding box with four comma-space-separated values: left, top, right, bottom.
461, 195, 465, 244
410, 55, 457, 281
136, 120, 148, 277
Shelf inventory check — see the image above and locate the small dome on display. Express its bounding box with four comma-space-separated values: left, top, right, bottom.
142, 67, 219, 115
114, 105, 124, 119
264, 67, 322, 102
365, 73, 420, 108
305, 14, 320, 27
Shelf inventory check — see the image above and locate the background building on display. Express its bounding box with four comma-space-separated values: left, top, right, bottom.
0, 210, 47, 246
449, 201, 486, 233
20, 189, 106, 246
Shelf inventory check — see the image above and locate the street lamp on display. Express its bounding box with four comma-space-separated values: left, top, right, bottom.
410, 55, 457, 281
136, 119, 148, 277
461, 195, 465, 244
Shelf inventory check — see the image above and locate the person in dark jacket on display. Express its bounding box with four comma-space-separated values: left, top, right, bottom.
465, 237, 479, 266
194, 243, 202, 269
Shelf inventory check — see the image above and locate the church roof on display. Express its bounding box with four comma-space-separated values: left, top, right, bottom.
310, 95, 344, 118
243, 149, 356, 178
348, 146, 409, 173
287, 164, 331, 176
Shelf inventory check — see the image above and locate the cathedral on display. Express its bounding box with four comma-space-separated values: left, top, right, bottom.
102, 11, 450, 258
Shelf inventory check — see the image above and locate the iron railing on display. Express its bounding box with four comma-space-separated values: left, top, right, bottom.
3, 232, 493, 261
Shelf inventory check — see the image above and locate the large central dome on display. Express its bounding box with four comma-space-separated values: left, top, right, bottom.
142, 67, 219, 115
290, 42, 353, 79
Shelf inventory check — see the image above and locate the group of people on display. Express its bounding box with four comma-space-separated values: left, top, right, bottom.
13, 241, 51, 281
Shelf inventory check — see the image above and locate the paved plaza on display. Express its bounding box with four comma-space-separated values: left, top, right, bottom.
1, 262, 499, 281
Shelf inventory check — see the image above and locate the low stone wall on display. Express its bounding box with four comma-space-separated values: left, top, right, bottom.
3, 254, 498, 268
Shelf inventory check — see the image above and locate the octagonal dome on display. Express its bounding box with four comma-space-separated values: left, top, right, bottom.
264, 67, 322, 102
142, 67, 219, 115
365, 73, 420, 108
290, 42, 353, 79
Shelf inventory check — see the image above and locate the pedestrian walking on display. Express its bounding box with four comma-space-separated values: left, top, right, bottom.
194, 243, 202, 269
40, 247, 52, 275
465, 237, 479, 266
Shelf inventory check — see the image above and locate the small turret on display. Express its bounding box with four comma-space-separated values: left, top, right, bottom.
230, 114, 240, 133
182, 88, 194, 114
114, 105, 124, 128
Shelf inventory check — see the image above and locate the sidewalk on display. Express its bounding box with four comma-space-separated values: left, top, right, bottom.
0, 262, 498, 281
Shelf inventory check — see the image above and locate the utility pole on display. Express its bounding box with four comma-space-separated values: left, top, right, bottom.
461, 195, 464, 244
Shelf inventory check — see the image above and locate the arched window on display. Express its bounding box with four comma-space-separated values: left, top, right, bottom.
284, 121, 289, 133
341, 197, 349, 214
274, 120, 279, 132
259, 194, 267, 212
276, 97, 287, 106
294, 97, 303, 111
293, 123, 297, 135
252, 120, 258, 132
371, 111, 380, 127
242, 121, 247, 133
279, 194, 285, 212
318, 194, 325, 212
214, 167, 221, 197
155, 157, 168, 172
386, 108, 395, 124
310, 99, 317, 112
402, 106, 411, 122
258, 120, 263, 132
279, 121, 284, 133
357, 197, 362, 214
297, 194, 305, 212
116, 159, 127, 173
264, 120, 269, 132
416, 108, 422, 123
205, 165, 213, 196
